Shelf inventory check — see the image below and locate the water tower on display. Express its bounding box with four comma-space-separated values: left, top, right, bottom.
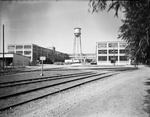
73, 27, 82, 62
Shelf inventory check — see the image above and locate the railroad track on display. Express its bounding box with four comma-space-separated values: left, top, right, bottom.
0, 71, 118, 111
0, 72, 96, 87
0, 68, 80, 76
0, 66, 137, 76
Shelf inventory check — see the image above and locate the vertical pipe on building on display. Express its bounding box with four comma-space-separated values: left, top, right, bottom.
3, 24, 5, 70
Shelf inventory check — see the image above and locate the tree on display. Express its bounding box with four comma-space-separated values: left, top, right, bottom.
119, 2, 150, 65
89, 0, 150, 65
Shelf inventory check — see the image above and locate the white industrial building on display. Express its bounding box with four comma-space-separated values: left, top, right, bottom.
96, 41, 131, 65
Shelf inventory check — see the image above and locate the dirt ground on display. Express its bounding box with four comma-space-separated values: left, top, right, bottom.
1, 65, 150, 117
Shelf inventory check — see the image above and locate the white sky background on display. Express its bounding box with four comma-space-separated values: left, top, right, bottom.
0, 1, 124, 54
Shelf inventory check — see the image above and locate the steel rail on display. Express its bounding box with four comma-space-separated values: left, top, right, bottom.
0, 72, 106, 99
0, 68, 80, 76
0, 72, 118, 111
0, 71, 95, 85
0, 72, 97, 88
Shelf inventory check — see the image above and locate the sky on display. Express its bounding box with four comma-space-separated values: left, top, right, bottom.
0, 0, 124, 54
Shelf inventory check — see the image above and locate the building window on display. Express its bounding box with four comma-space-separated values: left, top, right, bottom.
16, 51, 23, 55
119, 49, 127, 54
119, 43, 126, 48
109, 56, 118, 61
98, 50, 107, 54
98, 56, 107, 61
109, 50, 118, 54
120, 56, 128, 61
108, 43, 118, 48
8, 45, 15, 50
24, 45, 31, 49
98, 43, 107, 48
24, 51, 31, 55
16, 45, 23, 49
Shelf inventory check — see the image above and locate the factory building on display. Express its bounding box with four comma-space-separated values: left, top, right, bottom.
96, 41, 131, 65
7, 44, 69, 65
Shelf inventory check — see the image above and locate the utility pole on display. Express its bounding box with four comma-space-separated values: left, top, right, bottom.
3, 24, 5, 70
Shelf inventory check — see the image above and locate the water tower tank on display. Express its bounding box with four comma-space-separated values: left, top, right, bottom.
74, 27, 81, 37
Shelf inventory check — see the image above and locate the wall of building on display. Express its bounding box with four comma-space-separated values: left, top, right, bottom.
96, 41, 130, 65
32, 44, 54, 65
13, 54, 30, 67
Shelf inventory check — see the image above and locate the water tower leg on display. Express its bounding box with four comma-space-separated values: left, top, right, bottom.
73, 36, 76, 59
79, 36, 82, 63
76, 37, 79, 60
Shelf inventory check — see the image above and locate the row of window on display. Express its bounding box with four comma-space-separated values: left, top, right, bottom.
98, 56, 128, 61
98, 43, 126, 48
9, 50, 53, 56
8, 51, 31, 55
98, 49, 127, 54
8, 45, 32, 50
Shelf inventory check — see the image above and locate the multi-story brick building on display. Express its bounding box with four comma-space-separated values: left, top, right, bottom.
7, 44, 69, 65
96, 41, 131, 65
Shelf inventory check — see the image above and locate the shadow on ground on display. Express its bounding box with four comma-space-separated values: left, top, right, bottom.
144, 78, 150, 115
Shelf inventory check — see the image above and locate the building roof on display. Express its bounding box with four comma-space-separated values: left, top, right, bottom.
0, 53, 29, 58
96, 41, 126, 43
7, 43, 38, 46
